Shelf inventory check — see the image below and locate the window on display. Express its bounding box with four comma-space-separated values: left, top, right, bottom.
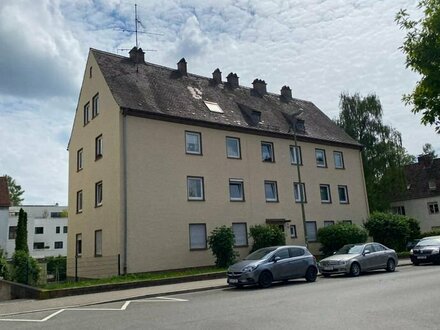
334, 151, 344, 169
274, 248, 290, 260
76, 234, 82, 256
187, 177, 204, 200
294, 182, 306, 203
261, 142, 274, 162
264, 181, 278, 202
290, 225, 297, 238
324, 221, 335, 227
251, 110, 261, 123
232, 223, 248, 247
290, 145, 302, 165
95, 230, 102, 256
54, 241, 63, 249
289, 247, 305, 257
342, 220, 352, 225
92, 93, 99, 118
35, 227, 44, 234
428, 202, 439, 214
320, 184, 331, 203
33, 242, 45, 250
392, 206, 406, 215
226, 137, 241, 159
89, 66, 93, 78
63, 226, 68, 234
338, 185, 349, 204
306, 221, 317, 242
203, 100, 223, 113
56, 226, 60, 234
76, 190, 83, 213
95, 181, 103, 207
185, 131, 202, 155
95, 134, 103, 159
189, 224, 207, 250
229, 179, 244, 201
315, 149, 327, 167
83, 102, 90, 125
77, 148, 83, 171
8, 226, 17, 239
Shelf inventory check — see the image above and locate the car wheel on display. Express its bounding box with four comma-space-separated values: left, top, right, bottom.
386, 259, 396, 272
258, 271, 273, 288
350, 262, 361, 277
305, 267, 318, 282
322, 273, 331, 278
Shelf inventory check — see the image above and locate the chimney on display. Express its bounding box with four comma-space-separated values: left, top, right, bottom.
177, 58, 187, 76
418, 154, 434, 168
212, 68, 222, 84
252, 79, 267, 96
129, 47, 145, 64
280, 85, 292, 102
227, 73, 239, 89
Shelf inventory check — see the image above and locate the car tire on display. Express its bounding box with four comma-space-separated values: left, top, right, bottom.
258, 271, 273, 288
350, 262, 361, 277
386, 259, 396, 272
305, 267, 318, 282
322, 273, 331, 278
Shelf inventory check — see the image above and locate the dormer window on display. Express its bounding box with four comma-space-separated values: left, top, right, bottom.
251, 111, 261, 123
203, 100, 223, 113
429, 180, 437, 191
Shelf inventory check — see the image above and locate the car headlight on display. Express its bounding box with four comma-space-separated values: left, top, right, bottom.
431, 248, 440, 255
242, 265, 258, 273
337, 261, 347, 265
410, 249, 414, 255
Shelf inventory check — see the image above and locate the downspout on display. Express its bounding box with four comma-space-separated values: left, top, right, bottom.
122, 109, 128, 274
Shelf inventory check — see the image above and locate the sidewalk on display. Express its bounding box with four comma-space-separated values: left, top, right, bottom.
0, 259, 412, 317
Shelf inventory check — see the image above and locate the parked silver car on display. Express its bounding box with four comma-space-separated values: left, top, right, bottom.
227, 245, 318, 288
318, 242, 398, 277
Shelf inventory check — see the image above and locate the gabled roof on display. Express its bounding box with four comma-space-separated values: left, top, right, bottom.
0, 176, 10, 207
91, 48, 361, 148
392, 157, 440, 202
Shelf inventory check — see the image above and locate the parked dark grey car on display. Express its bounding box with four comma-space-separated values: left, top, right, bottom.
227, 246, 318, 288
318, 242, 398, 277
410, 236, 440, 265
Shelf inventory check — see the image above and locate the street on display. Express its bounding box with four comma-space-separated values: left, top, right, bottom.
1, 264, 439, 329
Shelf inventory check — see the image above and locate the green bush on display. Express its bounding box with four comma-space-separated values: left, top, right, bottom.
208, 226, 237, 267
420, 230, 440, 238
249, 225, 285, 252
0, 249, 9, 280
317, 223, 368, 256
364, 212, 420, 252
11, 251, 40, 285
46, 256, 67, 281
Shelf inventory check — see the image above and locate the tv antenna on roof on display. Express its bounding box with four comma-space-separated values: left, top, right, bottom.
115, 3, 162, 52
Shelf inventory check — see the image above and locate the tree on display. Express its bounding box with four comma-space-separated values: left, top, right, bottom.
396, 1, 440, 133
249, 225, 285, 252
207, 226, 237, 268
422, 143, 437, 158
317, 223, 368, 257
11, 250, 40, 285
0, 249, 9, 280
4, 175, 24, 206
336, 92, 415, 211
15, 208, 29, 253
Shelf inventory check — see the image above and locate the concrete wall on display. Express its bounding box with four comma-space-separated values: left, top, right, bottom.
391, 197, 440, 232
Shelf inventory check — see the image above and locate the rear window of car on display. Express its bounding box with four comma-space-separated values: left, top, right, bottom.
289, 247, 305, 257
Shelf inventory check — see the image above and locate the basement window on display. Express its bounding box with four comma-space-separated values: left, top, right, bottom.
203, 100, 223, 113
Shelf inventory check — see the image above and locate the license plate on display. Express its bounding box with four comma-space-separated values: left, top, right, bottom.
229, 278, 239, 284
418, 256, 427, 259
323, 266, 333, 271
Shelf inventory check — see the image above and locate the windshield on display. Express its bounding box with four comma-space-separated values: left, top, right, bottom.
245, 247, 277, 260
417, 239, 440, 247
336, 244, 364, 255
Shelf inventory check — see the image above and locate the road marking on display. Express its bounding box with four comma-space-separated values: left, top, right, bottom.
0, 297, 187, 323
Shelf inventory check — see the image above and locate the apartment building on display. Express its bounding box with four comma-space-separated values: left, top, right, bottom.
67, 47, 369, 278
391, 155, 440, 232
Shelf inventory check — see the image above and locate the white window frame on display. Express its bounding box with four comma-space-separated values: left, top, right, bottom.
54, 241, 63, 249
334, 151, 344, 169
95, 230, 102, 256
185, 131, 202, 155
294, 182, 306, 203
289, 146, 302, 165
92, 93, 99, 118
187, 176, 204, 201
232, 223, 248, 247
320, 184, 331, 203
264, 181, 278, 202
77, 148, 83, 171
83, 102, 90, 125
261, 142, 275, 162
290, 225, 297, 238
95, 134, 103, 159
306, 221, 317, 242
76, 190, 83, 213
338, 185, 349, 204
35, 227, 44, 234
189, 224, 207, 250
95, 181, 103, 207
76, 233, 82, 256
428, 202, 439, 214
226, 137, 241, 159
315, 149, 327, 167
229, 179, 244, 201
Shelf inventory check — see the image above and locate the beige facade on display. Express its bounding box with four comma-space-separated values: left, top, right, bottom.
391, 198, 440, 232
67, 49, 369, 278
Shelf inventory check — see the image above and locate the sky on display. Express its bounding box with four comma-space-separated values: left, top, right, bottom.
0, 0, 438, 205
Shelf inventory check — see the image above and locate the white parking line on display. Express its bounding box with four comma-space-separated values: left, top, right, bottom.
0, 297, 187, 323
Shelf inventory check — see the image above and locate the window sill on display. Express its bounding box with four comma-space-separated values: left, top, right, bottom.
227, 156, 242, 160
76, 210, 83, 214
186, 152, 203, 156
234, 244, 249, 248
339, 201, 349, 204
95, 204, 103, 208
94, 254, 102, 257
230, 199, 245, 202
316, 165, 327, 168
188, 198, 205, 202
335, 167, 345, 170
266, 200, 279, 203
95, 155, 103, 161
321, 201, 332, 204
190, 247, 208, 251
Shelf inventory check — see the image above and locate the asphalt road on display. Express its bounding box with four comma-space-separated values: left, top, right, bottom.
1, 264, 440, 330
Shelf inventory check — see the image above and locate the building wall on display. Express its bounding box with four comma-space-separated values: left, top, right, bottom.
124, 116, 369, 273
5, 206, 68, 259
391, 197, 440, 232
0, 207, 8, 254
67, 53, 123, 277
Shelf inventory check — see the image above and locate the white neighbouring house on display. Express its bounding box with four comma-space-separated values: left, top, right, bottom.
0, 177, 10, 255
4, 205, 69, 259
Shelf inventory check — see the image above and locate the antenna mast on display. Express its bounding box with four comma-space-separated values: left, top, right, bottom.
135, 3, 138, 48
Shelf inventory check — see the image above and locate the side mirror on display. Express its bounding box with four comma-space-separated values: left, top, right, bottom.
273, 256, 281, 262
363, 250, 371, 256
333, 251, 336, 255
